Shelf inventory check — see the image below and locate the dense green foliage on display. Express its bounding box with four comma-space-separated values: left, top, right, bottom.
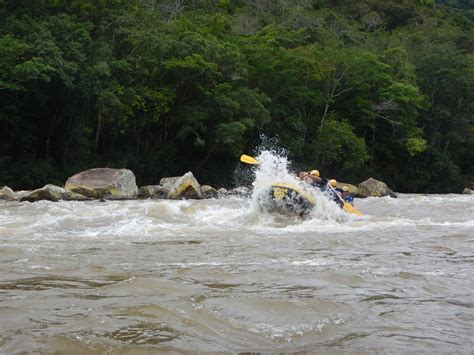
0, 0, 472, 192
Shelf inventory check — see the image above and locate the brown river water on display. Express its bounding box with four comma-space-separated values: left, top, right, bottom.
0, 192, 473, 353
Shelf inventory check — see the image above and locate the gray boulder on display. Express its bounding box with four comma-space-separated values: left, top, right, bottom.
13, 190, 32, 200
20, 184, 87, 202
0, 186, 16, 200
201, 185, 218, 199
357, 178, 397, 198
65, 168, 138, 199
462, 188, 473, 194
138, 185, 169, 199
167, 172, 202, 199
159, 177, 180, 189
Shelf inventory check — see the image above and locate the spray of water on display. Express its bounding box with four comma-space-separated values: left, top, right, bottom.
249, 150, 351, 222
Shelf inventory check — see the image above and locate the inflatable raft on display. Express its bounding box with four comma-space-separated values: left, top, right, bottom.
257, 182, 363, 217
258, 183, 316, 216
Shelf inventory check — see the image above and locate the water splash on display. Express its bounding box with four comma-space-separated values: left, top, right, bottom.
249, 150, 350, 222
252, 150, 299, 191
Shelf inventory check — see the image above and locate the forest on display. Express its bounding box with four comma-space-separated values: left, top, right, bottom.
0, 0, 473, 192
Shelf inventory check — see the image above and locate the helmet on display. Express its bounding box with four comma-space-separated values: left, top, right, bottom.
309, 170, 320, 177
342, 185, 349, 192
329, 179, 337, 187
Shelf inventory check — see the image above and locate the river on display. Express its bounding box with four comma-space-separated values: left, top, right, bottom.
0, 152, 472, 353
0, 189, 473, 353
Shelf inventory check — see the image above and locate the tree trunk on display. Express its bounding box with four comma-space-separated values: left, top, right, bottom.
319, 101, 330, 132
370, 125, 376, 167
94, 110, 102, 157
61, 114, 75, 169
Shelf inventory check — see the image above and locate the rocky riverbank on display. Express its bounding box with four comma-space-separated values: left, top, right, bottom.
0, 168, 247, 202
0, 167, 448, 203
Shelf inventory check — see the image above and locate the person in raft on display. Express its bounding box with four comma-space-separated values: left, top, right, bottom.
335, 184, 354, 204
341, 185, 354, 204
327, 179, 343, 205
298, 170, 328, 191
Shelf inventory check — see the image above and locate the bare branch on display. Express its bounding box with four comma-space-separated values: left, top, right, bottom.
374, 113, 403, 126
373, 99, 399, 112
333, 86, 354, 98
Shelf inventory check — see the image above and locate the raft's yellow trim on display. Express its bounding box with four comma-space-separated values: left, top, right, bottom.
270, 182, 316, 205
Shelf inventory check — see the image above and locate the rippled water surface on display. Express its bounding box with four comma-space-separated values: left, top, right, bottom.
0, 193, 473, 353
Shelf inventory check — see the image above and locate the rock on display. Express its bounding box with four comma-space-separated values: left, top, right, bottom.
217, 188, 228, 197
357, 178, 397, 198
65, 168, 138, 199
20, 184, 88, 202
227, 186, 251, 197
0, 186, 16, 200
167, 172, 202, 199
159, 177, 180, 189
336, 182, 358, 195
462, 188, 473, 194
15, 190, 32, 200
201, 185, 218, 199
138, 185, 169, 199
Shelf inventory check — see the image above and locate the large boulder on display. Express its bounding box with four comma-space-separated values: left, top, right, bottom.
20, 184, 87, 202
14, 190, 32, 200
357, 178, 397, 198
167, 172, 202, 199
462, 188, 473, 194
0, 186, 16, 200
138, 185, 169, 199
159, 177, 180, 189
201, 185, 218, 199
65, 168, 138, 199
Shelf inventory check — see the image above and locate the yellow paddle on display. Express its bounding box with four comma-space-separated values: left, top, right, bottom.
343, 201, 363, 216
240, 154, 259, 165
